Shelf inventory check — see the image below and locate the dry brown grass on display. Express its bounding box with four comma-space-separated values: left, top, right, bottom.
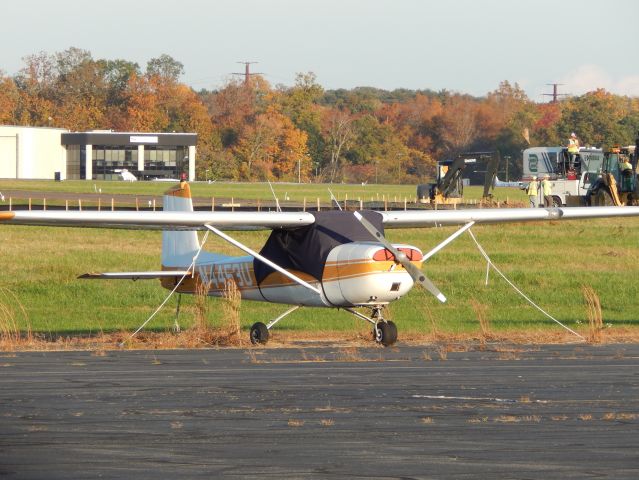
336, 347, 364, 362
437, 344, 449, 361
421, 301, 442, 339
193, 277, 210, 329
320, 419, 335, 426
493, 415, 540, 423
221, 280, 242, 346
602, 412, 638, 421
0, 287, 32, 350
467, 416, 488, 424
6, 322, 639, 352
582, 285, 603, 344
470, 297, 491, 347
162, 278, 244, 348
287, 419, 305, 427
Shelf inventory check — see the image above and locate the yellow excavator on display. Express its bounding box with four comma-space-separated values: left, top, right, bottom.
586, 142, 638, 206
418, 151, 500, 204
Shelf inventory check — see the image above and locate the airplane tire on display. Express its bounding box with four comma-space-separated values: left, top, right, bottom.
250, 322, 269, 345
374, 321, 398, 347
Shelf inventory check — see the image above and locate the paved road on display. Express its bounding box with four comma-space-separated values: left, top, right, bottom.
1, 344, 638, 479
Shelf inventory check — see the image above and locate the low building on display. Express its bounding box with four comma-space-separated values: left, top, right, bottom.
0, 126, 67, 180
62, 131, 196, 181
0, 126, 197, 181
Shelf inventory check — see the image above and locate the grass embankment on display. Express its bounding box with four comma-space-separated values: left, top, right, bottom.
1, 214, 638, 348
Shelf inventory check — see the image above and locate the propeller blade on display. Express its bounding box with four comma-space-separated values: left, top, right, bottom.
353, 212, 446, 303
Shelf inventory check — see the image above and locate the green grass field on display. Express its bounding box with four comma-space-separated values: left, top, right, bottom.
0, 179, 528, 206
1, 202, 638, 340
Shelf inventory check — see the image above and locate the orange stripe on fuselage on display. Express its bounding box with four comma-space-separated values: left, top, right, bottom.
0, 212, 16, 221
159, 258, 421, 294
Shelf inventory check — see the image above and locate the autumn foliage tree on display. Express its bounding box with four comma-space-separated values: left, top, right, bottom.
3, 47, 639, 183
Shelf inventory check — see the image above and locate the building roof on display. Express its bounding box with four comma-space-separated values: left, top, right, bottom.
61, 131, 197, 147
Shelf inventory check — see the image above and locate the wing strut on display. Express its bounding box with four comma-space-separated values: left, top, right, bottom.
203, 224, 322, 295
422, 221, 475, 261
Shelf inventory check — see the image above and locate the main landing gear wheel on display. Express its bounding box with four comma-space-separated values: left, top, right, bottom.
374, 321, 398, 346
250, 322, 269, 345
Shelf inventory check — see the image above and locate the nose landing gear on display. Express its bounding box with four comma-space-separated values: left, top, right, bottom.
374, 320, 398, 346
345, 305, 398, 346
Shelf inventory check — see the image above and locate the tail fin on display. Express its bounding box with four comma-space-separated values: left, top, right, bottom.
162, 181, 200, 268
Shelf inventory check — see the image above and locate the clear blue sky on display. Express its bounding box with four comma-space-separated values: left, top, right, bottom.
3, 0, 637, 99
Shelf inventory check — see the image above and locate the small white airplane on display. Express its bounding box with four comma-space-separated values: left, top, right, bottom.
114, 169, 138, 182
493, 176, 524, 188
2, 180, 639, 346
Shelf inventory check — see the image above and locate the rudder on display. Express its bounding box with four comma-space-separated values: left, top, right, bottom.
162, 180, 200, 268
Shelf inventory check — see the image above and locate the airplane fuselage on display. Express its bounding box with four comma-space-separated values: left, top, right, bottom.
162, 241, 423, 308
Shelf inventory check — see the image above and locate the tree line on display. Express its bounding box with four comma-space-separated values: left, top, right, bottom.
1, 48, 638, 183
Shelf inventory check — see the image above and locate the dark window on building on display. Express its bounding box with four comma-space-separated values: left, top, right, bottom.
66, 145, 83, 180
142, 146, 188, 180
92, 146, 139, 180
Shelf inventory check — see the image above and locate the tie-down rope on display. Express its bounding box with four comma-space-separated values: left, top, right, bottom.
467, 228, 584, 341
121, 230, 211, 345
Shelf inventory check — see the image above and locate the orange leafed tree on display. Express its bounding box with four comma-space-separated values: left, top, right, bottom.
0, 76, 19, 124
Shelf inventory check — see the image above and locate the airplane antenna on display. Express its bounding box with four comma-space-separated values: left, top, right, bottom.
267, 180, 282, 212
327, 188, 342, 211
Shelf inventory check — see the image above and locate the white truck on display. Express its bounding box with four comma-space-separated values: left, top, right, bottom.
522, 146, 604, 206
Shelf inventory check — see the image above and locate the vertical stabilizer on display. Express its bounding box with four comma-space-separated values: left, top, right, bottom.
162, 181, 199, 268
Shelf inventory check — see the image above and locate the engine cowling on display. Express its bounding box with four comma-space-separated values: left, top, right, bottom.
321, 242, 423, 307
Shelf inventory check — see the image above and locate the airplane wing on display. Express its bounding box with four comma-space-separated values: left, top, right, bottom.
2, 206, 639, 230
380, 206, 639, 228
0, 211, 315, 230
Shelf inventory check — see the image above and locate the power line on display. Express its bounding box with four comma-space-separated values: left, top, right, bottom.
542, 83, 569, 103
232, 61, 264, 86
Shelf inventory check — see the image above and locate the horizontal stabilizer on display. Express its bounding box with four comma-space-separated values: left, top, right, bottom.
78, 271, 191, 281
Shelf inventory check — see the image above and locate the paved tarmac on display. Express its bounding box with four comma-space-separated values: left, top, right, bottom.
1, 344, 638, 479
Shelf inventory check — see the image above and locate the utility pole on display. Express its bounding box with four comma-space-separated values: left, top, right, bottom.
232, 61, 263, 86
542, 83, 568, 103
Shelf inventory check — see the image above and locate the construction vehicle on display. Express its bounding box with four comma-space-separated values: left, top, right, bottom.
522, 146, 604, 206
417, 151, 500, 204
586, 143, 638, 206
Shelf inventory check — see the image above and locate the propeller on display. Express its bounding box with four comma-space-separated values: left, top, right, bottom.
353, 211, 447, 303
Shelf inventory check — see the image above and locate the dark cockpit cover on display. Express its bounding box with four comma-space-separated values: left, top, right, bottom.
254, 210, 384, 283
